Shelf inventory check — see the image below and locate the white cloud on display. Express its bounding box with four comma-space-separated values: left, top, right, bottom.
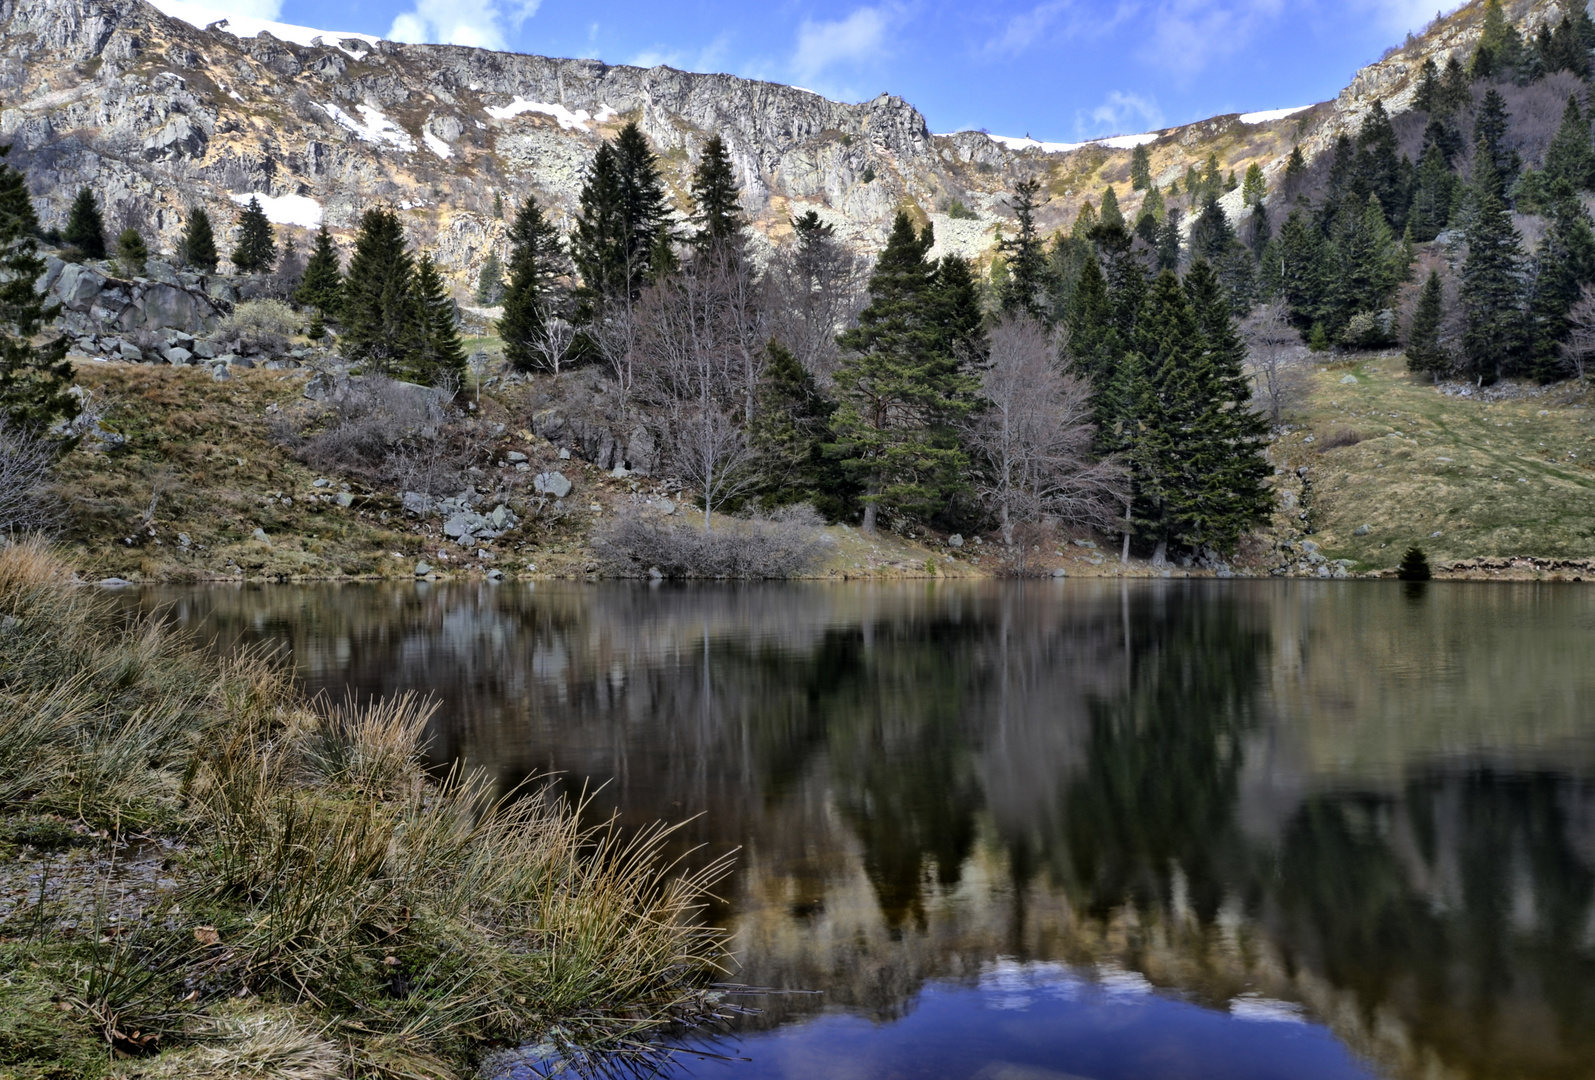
386, 0, 540, 50
1081, 90, 1163, 137
792, 7, 893, 84
1135, 0, 1285, 81
629, 33, 732, 73
196, 0, 282, 16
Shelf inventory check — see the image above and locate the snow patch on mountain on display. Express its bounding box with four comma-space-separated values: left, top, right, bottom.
228, 192, 323, 228
1238, 105, 1312, 124
484, 99, 618, 132
148, 0, 379, 56
982, 130, 1160, 155
319, 103, 417, 152
423, 131, 453, 159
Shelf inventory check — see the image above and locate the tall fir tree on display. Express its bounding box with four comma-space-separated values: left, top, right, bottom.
178, 207, 218, 272
1438, 56, 1471, 113
1189, 197, 1253, 313
1473, 90, 1520, 200
294, 225, 344, 316
749, 339, 849, 515
1141, 182, 1167, 222
230, 196, 277, 273
1241, 163, 1267, 207
571, 124, 671, 313
689, 135, 744, 250
831, 212, 979, 531
1099, 185, 1125, 231
1351, 100, 1409, 231
1406, 269, 1449, 382
1544, 95, 1595, 194
409, 253, 467, 388
1414, 57, 1440, 113
116, 228, 148, 277
499, 195, 572, 372
1525, 187, 1595, 381
1472, 0, 1525, 78
1129, 143, 1152, 191
998, 178, 1049, 321
1328, 192, 1404, 340
1155, 207, 1182, 273
0, 147, 74, 429
1461, 150, 1527, 383
1408, 140, 1456, 242
474, 251, 505, 305
1278, 207, 1329, 330
341, 206, 419, 375
62, 187, 106, 260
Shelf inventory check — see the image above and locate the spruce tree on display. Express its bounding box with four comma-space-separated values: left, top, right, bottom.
1408, 141, 1455, 242
1099, 186, 1125, 231
116, 227, 148, 277
62, 187, 106, 260
998, 178, 1049, 320
1329, 193, 1403, 342
1130, 143, 1152, 191
571, 124, 671, 312
1156, 208, 1182, 273
499, 195, 571, 373
1525, 187, 1595, 382
1407, 269, 1449, 381
1461, 151, 1526, 383
308, 309, 326, 342
1544, 96, 1595, 194
294, 225, 344, 316
178, 208, 219, 272
409, 253, 467, 388
1284, 145, 1306, 189
689, 135, 744, 250
832, 212, 979, 531
1351, 100, 1408, 231
1397, 546, 1432, 581
492, 192, 504, 220
1190, 197, 1252, 312
1414, 57, 1440, 113
1241, 163, 1266, 207
1141, 182, 1167, 222
1438, 56, 1470, 113
1473, 90, 1520, 200
230, 196, 277, 273
0, 146, 74, 429
1068, 251, 1119, 402
474, 251, 505, 305
1278, 207, 1328, 330
341, 206, 419, 376
750, 339, 845, 513
1071, 201, 1098, 240
1472, 0, 1524, 78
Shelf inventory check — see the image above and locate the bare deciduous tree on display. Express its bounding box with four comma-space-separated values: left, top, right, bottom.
763, 215, 867, 386
0, 420, 61, 535
1242, 301, 1309, 426
1561, 284, 1595, 382
966, 316, 1126, 546
669, 401, 759, 532
528, 315, 578, 377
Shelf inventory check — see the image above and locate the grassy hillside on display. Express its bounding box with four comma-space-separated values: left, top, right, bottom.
1274, 358, 1595, 572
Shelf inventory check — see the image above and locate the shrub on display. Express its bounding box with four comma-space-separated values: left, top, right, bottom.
1398, 545, 1432, 580
209, 299, 298, 355
594, 505, 829, 578
1318, 427, 1365, 450
0, 421, 61, 535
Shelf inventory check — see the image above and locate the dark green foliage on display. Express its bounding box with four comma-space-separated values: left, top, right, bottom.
1241, 163, 1266, 207
1350, 100, 1409, 231
294, 225, 344, 316
1438, 56, 1470, 114
1067, 252, 1119, 400
307, 308, 326, 341
1537, 12, 1595, 77
750, 340, 850, 516
1397, 545, 1432, 581
1406, 270, 1449, 381
1099, 186, 1125, 231
831, 212, 981, 529
1284, 145, 1306, 191
1328, 193, 1403, 345
499, 195, 572, 373
689, 135, 744, 250
1461, 150, 1526, 383
1130, 143, 1152, 191
115, 227, 147, 276
1414, 57, 1440, 113
1156, 207, 1182, 273
409, 253, 467, 388
1544, 96, 1595, 194
1189, 197, 1253, 314
1278, 207, 1328, 329
1525, 189, 1595, 382
474, 251, 505, 305
1141, 182, 1167, 222
0, 148, 74, 428
62, 187, 105, 260
341, 206, 418, 376
571, 123, 672, 312
1472, 0, 1525, 80
492, 191, 504, 220
1407, 140, 1455, 242
230, 196, 277, 274
998, 178, 1049, 321
177, 207, 218, 272
1473, 90, 1520, 200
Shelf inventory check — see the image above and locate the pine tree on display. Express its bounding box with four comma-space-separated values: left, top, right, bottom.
1329, 193, 1403, 342
998, 178, 1049, 320
1156, 208, 1182, 273
1461, 151, 1526, 383
1189, 197, 1252, 312
1414, 57, 1440, 113
832, 212, 979, 532
1473, 90, 1520, 200
1284, 145, 1306, 189
1525, 187, 1595, 382
1473, 0, 1524, 78
1278, 207, 1328, 329
1068, 250, 1118, 397
1241, 163, 1266, 207
1438, 56, 1470, 113
307, 308, 326, 342
1544, 95, 1595, 194
230, 196, 277, 273
62, 187, 106, 260
0, 146, 74, 429
689, 134, 744, 250
1408, 140, 1456, 242
750, 339, 844, 512
1141, 182, 1167, 222
1099, 186, 1125, 231
492, 192, 504, 220
1071, 201, 1098, 240
178, 208, 218, 272
500, 195, 572, 373
341, 206, 419, 376
1352, 100, 1408, 230
1397, 545, 1432, 581
116, 227, 148, 277
409, 253, 467, 388
1407, 271, 1447, 381
571, 124, 671, 312
1247, 200, 1272, 255
615, 122, 673, 279
294, 225, 344, 315
1130, 143, 1152, 191
474, 251, 505, 305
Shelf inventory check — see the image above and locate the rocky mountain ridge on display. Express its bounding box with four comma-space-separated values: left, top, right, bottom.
0, 0, 1572, 294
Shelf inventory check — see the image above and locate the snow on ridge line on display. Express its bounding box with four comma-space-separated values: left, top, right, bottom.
228, 192, 323, 228
980, 130, 1159, 155
1238, 105, 1311, 124
483, 99, 619, 131
149, 0, 379, 57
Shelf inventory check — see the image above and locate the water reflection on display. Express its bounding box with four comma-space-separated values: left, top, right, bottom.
133, 580, 1595, 1080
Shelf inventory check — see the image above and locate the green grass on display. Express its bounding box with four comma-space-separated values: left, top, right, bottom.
1275, 359, 1595, 570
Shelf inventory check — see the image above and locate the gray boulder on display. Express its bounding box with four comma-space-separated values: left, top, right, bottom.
534, 471, 572, 498
164, 346, 193, 365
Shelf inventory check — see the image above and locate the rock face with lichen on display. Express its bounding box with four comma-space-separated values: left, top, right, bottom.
0, 0, 1568, 295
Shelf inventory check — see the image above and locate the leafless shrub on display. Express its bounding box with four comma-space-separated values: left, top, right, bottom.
1319, 427, 1365, 450
209, 298, 298, 355
1560, 283, 1595, 382
0, 421, 61, 536
965, 316, 1126, 546
593, 505, 828, 579
1242, 302, 1310, 426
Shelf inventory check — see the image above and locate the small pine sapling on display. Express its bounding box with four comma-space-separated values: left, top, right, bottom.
1397, 545, 1432, 581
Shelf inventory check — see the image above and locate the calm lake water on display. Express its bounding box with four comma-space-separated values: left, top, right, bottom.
130, 580, 1595, 1080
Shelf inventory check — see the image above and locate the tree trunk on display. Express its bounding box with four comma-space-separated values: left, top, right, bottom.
1121, 499, 1132, 565
1152, 537, 1168, 566
861, 499, 878, 534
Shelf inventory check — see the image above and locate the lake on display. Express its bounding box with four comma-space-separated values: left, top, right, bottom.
129, 579, 1595, 1080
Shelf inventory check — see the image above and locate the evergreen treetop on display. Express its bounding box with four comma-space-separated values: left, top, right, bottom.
1241, 163, 1266, 207
1099, 186, 1125, 231
63, 187, 106, 260
116, 228, 148, 277
294, 225, 344, 315
689, 135, 744, 250
409, 252, 467, 388
997, 178, 1049, 321
1407, 268, 1449, 381
230, 196, 277, 274
341, 206, 419, 375
474, 251, 505, 306
179, 208, 218, 273
0, 147, 74, 429
1130, 143, 1152, 191
1544, 95, 1595, 194
1460, 149, 1527, 383
500, 194, 573, 373
571, 123, 672, 310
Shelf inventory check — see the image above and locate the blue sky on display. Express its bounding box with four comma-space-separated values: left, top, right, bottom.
205, 0, 1461, 141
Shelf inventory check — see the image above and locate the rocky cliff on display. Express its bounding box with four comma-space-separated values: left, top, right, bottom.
0, 0, 1568, 293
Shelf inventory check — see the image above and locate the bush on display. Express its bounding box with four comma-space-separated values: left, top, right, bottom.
1398, 545, 1432, 581
594, 505, 829, 578
209, 299, 299, 356
0, 421, 61, 535
1318, 427, 1365, 450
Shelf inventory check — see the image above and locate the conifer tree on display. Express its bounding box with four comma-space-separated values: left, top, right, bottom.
1278, 207, 1328, 329
1329, 193, 1403, 341
1544, 96, 1595, 194
1241, 163, 1266, 207
1190, 197, 1253, 312
178, 208, 218, 272
1414, 57, 1440, 113
1071, 201, 1098, 240
689, 135, 744, 250
474, 251, 505, 306
571, 123, 671, 311
1247, 200, 1272, 255
1130, 143, 1152, 191
1397, 545, 1432, 581
500, 195, 572, 373
1473, 0, 1524, 78
1141, 182, 1167, 222
1525, 187, 1595, 381
1407, 269, 1449, 381
230, 196, 277, 273
750, 339, 845, 513
1099, 186, 1125, 231
116, 227, 147, 277
1156, 208, 1182, 273
1068, 251, 1118, 394
1351, 100, 1407, 230
1438, 56, 1470, 114
1284, 145, 1306, 187
1473, 90, 1520, 200
832, 212, 979, 532
308, 309, 326, 342
1461, 151, 1526, 383
1408, 140, 1456, 242
998, 178, 1049, 320
341, 206, 419, 375
409, 253, 467, 388
0, 147, 74, 429
294, 225, 344, 316
492, 192, 504, 220
63, 187, 106, 260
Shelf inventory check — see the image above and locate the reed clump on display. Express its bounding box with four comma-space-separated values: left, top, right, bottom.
0, 539, 731, 1079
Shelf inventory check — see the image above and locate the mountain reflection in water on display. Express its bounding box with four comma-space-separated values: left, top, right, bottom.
132, 580, 1595, 1080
